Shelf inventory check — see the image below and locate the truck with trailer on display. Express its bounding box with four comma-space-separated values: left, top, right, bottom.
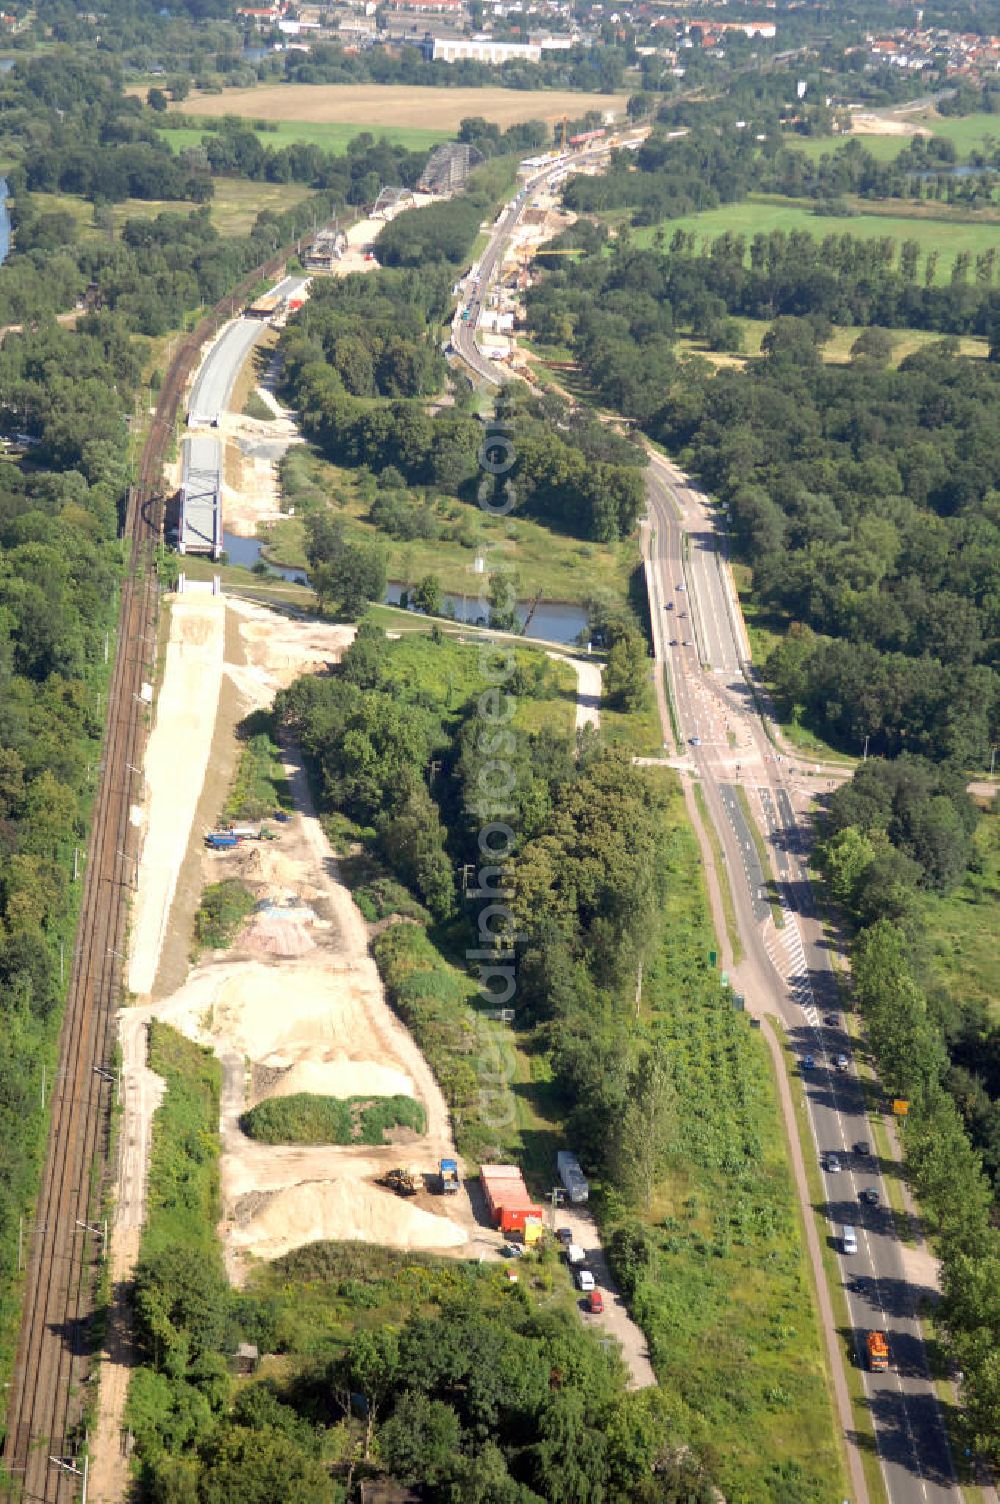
480, 1164, 544, 1235
557, 1150, 589, 1205
439, 1158, 459, 1194
866, 1331, 889, 1371
205, 832, 239, 850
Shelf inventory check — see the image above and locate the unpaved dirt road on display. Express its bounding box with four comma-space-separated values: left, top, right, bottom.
547, 651, 603, 732
128, 589, 225, 997
552, 1205, 656, 1390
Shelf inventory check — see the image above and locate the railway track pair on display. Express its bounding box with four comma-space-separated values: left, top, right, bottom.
0, 244, 299, 1503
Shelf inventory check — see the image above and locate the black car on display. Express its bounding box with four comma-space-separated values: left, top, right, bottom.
556, 1227, 573, 1245
860, 1187, 880, 1206
854, 1141, 871, 1157
824, 1013, 840, 1027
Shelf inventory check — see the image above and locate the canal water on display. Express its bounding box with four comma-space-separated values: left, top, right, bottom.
222, 532, 589, 645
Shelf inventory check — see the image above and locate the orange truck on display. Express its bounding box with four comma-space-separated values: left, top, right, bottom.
866, 1331, 890, 1372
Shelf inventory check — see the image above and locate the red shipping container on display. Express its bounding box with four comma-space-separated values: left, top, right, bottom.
481, 1165, 543, 1231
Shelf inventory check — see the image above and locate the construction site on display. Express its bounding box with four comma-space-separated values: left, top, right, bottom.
464, 171, 583, 374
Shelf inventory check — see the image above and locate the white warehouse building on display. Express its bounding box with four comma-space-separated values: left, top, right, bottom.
431, 35, 541, 62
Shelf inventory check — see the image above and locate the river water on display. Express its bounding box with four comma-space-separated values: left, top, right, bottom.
221, 531, 590, 645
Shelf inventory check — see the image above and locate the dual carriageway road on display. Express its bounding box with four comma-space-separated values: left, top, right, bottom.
646, 450, 959, 1504
456, 175, 972, 1503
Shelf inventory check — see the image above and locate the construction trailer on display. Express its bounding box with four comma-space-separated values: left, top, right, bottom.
480, 1164, 544, 1234
557, 1150, 589, 1205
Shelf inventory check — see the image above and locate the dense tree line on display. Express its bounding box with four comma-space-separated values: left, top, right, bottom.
134, 1237, 712, 1504
529, 246, 1000, 756
278, 255, 646, 543
274, 37, 629, 95
557, 132, 1000, 338
650, 225, 1000, 339
664, 327, 1000, 761
284, 376, 645, 543
816, 758, 1000, 1462
277, 626, 673, 1169
282, 268, 449, 400
0, 312, 140, 1394
1, 189, 342, 332
182, 118, 430, 200
373, 197, 491, 270
563, 131, 757, 225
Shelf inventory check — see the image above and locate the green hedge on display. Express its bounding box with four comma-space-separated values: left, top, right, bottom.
194, 878, 256, 949
240, 1091, 425, 1145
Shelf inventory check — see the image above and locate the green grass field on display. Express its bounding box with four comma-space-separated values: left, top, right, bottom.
268, 446, 636, 606
908, 110, 1000, 159
922, 805, 1000, 1021
785, 113, 1000, 163
636, 192, 1000, 281
676, 318, 990, 371
783, 131, 913, 163
23, 178, 311, 239
156, 115, 449, 157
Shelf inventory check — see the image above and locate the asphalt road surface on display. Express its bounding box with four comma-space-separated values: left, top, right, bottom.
187, 274, 308, 425
646, 450, 960, 1504
452, 176, 967, 1503
451, 144, 616, 383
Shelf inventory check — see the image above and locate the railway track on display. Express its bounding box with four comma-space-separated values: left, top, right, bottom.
0, 244, 300, 1503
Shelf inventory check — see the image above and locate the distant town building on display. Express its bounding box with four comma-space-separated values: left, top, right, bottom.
391, 0, 462, 11
431, 34, 542, 61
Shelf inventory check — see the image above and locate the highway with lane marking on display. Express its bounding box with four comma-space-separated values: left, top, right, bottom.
452, 173, 969, 1504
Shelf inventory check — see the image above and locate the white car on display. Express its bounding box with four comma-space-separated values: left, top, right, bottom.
576, 1268, 595, 1292
565, 1243, 586, 1265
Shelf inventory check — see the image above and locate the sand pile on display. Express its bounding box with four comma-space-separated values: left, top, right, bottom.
239, 845, 311, 892
270, 1057, 415, 1100
242, 912, 316, 958
159, 960, 381, 1062
229, 1178, 468, 1260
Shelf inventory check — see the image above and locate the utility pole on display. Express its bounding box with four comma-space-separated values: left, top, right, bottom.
49, 1452, 88, 1504
862, 734, 870, 761
991, 745, 997, 779
94, 1064, 121, 1107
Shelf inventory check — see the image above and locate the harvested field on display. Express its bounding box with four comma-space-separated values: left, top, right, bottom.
175, 83, 626, 132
